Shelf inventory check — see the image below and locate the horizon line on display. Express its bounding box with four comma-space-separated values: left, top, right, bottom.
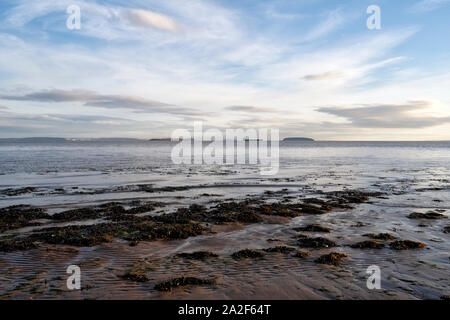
1, 137, 450, 143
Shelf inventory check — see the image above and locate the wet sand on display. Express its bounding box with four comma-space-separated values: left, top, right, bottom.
1, 178, 449, 300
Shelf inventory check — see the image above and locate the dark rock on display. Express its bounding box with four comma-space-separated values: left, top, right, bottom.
296, 237, 336, 248
28, 220, 206, 247
351, 240, 385, 249
408, 211, 446, 220
390, 240, 426, 250
315, 252, 348, 266
176, 251, 218, 260
0, 187, 36, 196
364, 233, 396, 240
50, 208, 101, 221
293, 224, 331, 233
351, 222, 368, 228
154, 277, 216, 292
293, 251, 310, 258
0, 205, 49, 232
259, 204, 302, 217
120, 260, 153, 282
263, 246, 296, 253
0, 237, 38, 252
231, 249, 265, 260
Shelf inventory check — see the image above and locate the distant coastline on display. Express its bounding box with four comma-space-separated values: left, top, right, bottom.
2, 137, 450, 143
283, 137, 315, 142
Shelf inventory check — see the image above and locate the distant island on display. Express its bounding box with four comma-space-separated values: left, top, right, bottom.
283, 137, 315, 142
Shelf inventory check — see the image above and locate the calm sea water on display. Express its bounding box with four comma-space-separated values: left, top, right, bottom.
1, 140, 450, 190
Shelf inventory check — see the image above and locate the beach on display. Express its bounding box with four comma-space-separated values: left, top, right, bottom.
0, 140, 449, 299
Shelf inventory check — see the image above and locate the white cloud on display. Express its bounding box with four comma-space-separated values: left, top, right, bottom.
1, 1, 450, 139
302, 71, 343, 81
122, 9, 180, 32
409, 0, 450, 12
302, 9, 346, 42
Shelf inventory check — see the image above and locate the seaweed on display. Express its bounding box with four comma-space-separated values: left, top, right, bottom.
175, 251, 218, 260
408, 211, 446, 220
231, 249, 265, 260
154, 277, 216, 292
50, 208, 101, 221
0, 187, 36, 196
263, 246, 296, 253
389, 240, 426, 250
0, 237, 38, 252
315, 252, 348, 266
120, 260, 153, 282
296, 236, 336, 248
293, 224, 331, 233
293, 250, 311, 258
0, 205, 49, 232
364, 233, 396, 240
350, 240, 385, 249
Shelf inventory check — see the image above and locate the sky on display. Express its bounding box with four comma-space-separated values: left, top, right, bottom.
0, 0, 450, 140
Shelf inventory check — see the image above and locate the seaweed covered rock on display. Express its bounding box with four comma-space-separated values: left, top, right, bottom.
315, 252, 348, 266
154, 277, 216, 292
293, 224, 331, 233
0, 205, 49, 232
120, 221, 206, 242
293, 250, 311, 259
169, 202, 262, 224
231, 249, 265, 260
120, 260, 153, 282
0, 187, 36, 196
408, 211, 446, 220
389, 240, 425, 250
324, 190, 382, 204
259, 204, 302, 217
50, 207, 101, 221
29, 223, 118, 247
364, 233, 395, 240
27, 219, 207, 247
175, 251, 218, 260
210, 202, 263, 223
50, 202, 163, 222
296, 236, 336, 248
0, 237, 38, 252
350, 240, 385, 249
263, 246, 296, 253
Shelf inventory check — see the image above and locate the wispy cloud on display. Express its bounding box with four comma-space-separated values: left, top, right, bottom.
122, 9, 181, 32
302, 71, 343, 81
1, 89, 206, 116
0, 110, 183, 138
225, 106, 280, 113
317, 101, 450, 128
302, 8, 346, 42
409, 0, 450, 13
